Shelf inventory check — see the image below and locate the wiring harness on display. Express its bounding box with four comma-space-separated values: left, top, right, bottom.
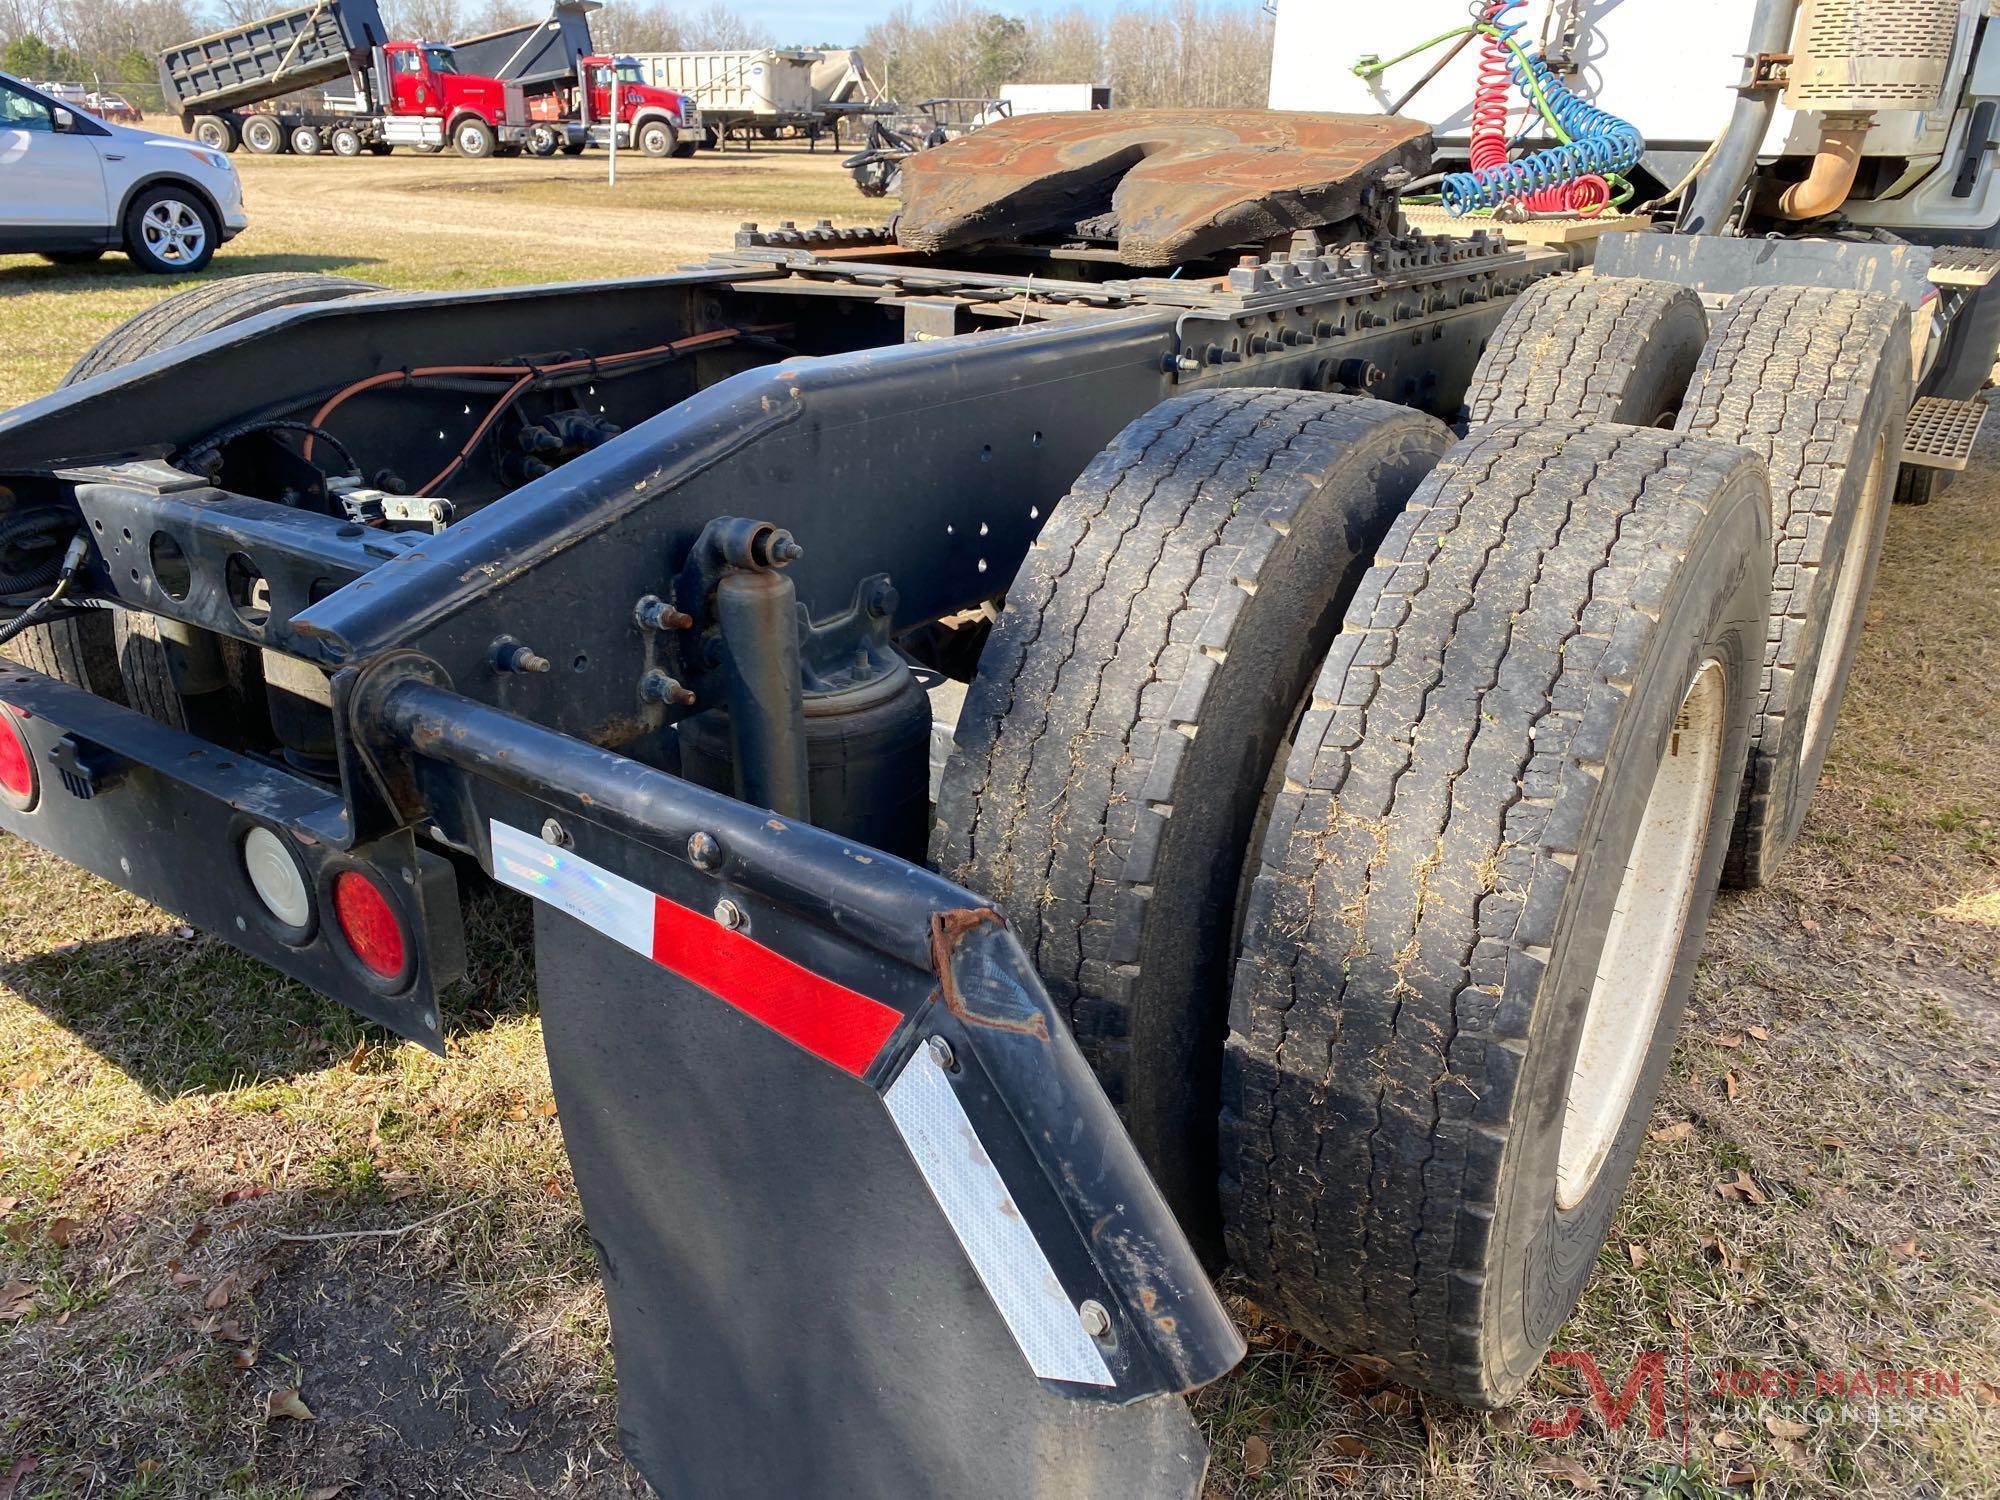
1359, 0, 1643, 218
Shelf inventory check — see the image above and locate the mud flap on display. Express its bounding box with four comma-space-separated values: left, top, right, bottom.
537, 906, 1219, 1497
360, 678, 1242, 1496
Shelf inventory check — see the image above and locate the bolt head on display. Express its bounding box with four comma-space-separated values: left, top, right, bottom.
713, 898, 744, 930
540, 818, 570, 848
926, 1034, 956, 1072
1078, 1300, 1111, 1338
687, 830, 722, 870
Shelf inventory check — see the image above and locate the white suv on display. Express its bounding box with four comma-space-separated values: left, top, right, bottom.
1, 72, 247, 274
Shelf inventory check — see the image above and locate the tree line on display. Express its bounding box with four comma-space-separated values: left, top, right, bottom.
1, 0, 1271, 113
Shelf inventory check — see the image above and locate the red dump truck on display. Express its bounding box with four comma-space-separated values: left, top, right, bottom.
158, 0, 540, 157
524, 53, 702, 157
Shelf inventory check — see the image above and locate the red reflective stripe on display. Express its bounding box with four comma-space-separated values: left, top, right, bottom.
650, 894, 902, 1076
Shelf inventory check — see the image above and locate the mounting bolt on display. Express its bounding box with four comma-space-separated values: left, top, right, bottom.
641, 670, 697, 706
713, 898, 745, 930
493, 636, 551, 673
766, 531, 805, 566
1078, 1300, 1111, 1339
540, 818, 571, 848
926, 1035, 957, 1072
635, 594, 694, 631
687, 830, 722, 869
864, 579, 900, 620
1174, 355, 1200, 373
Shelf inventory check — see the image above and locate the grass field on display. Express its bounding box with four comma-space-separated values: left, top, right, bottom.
2, 148, 1997, 1500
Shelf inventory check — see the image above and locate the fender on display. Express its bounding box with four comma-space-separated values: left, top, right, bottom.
113, 171, 223, 232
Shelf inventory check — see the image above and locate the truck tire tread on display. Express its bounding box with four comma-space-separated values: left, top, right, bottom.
1464, 275, 1707, 429
1220, 421, 1769, 1403
1673, 285, 1910, 886
934, 391, 1450, 1242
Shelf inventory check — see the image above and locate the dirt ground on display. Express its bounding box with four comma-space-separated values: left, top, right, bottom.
1, 147, 1996, 1500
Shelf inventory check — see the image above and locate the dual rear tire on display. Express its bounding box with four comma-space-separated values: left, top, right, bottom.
937, 388, 1773, 1400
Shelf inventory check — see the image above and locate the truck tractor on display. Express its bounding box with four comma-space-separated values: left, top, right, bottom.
159, 0, 542, 158
2, 0, 1994, 1492
524, 53, 702, 158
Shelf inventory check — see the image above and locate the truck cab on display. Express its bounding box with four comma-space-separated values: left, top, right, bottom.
579, 54, 699, 156
378, 40, 523, 156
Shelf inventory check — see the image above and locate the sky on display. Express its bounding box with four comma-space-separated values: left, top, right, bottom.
737, 0, 1271, 48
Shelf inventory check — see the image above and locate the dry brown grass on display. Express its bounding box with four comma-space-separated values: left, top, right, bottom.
2, 154, 1998, 1499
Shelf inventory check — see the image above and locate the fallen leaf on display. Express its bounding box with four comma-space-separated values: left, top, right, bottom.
1975, 1379, 2000, 1406
1723, 1071, 1740, 1101
0, 1197, 17, 1214
1800, 914, 1820, 935
1531, 1454, 1601, 1493
1891, 1237, 1919, 1259
1819, 1136, 1846, 1151
1328, 1468, 1361, 1486
1712, 1031, 1744, 1049
168, 1266, 202, 1289
0, 1456, 39, 1500
1626, 1242, 1649, 1268
220, 1186, 270, 1206
137, 1348, 199, 1386
185, 1221, 212, 1249
1242, 1434, 1269, 1477
265, 1386, 315, 1422
535, 1099, 558, 1117
1366, 1386, 1413, 1417
0, 1280, 34, 1320
1327, 1434, 1372, 1457
1711, 1428, 1748, 1451
45, 1216, 79, 1247
192, 1314, 249, 1341
1776, 1438, 1809, 1466
1764, 1415, 1812, 1440
231, 1345, 259, 1370
1746, 1025, 1770, 1041
203, 1272, 239, 1311
1717, 1170, 1768, 1205
1651, 1120, 1697, 1143
1884, 852, 1908, 866
305, 1486, 354, 1500
1725, 1463, 1769, 1486
505, 1105, 529, 1122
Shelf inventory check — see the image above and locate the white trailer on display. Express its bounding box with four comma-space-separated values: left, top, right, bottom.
627, 48, 817, 145
998, 83, 1111, 115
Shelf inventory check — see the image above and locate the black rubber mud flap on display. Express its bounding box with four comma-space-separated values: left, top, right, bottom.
358, 676, 1241, 1495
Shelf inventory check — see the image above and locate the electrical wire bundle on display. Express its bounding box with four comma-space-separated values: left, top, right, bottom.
1358, 1, 1643, 219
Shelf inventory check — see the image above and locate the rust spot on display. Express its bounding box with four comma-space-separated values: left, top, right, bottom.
929, 908, 1049, 1039
1139, 1287, 1159, 1313
1154, 1315, 1177, 1335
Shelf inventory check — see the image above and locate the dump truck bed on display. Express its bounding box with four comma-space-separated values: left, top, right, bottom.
157, 0, 386, 117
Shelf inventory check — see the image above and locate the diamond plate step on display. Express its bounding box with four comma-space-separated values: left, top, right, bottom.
1900, 395, 1988, 470
1927, 245, 2000, 288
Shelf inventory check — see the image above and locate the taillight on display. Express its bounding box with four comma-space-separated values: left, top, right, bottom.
0, 706, 35, 811
242, 826, 312, 933
332, 870, 408, 981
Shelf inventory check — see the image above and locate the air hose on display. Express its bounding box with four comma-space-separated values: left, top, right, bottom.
1438, 0, 1643, 216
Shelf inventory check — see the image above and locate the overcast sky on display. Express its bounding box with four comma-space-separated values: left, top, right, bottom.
742, 0, 1271, 47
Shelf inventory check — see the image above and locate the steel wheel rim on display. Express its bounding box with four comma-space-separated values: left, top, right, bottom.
1801, 434, 1887, 761
459, 126, 484, 153
141, 200, 205, 264
1556, 658, 1727, 1210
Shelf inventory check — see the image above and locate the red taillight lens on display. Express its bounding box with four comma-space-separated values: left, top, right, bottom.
0, 708, 34, 807
332, 870, 407, 980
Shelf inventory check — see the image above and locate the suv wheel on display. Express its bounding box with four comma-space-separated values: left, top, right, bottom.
123, 187, 217, 274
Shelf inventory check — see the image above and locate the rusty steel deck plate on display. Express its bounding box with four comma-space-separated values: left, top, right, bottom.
894, 109, 1432, 266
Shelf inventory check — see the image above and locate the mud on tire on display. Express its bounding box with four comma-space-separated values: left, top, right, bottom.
1464, 274, 1708, 430
933, 390, 1452, 1246
1674, 285, 1911, 887
1220, 421, 1770, 1402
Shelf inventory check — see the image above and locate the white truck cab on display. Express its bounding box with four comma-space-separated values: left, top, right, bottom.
1, 71, 248, 274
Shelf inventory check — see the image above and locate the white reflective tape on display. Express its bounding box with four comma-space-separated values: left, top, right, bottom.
490, 819, 654, 956
883, 1043, 1114, 1387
